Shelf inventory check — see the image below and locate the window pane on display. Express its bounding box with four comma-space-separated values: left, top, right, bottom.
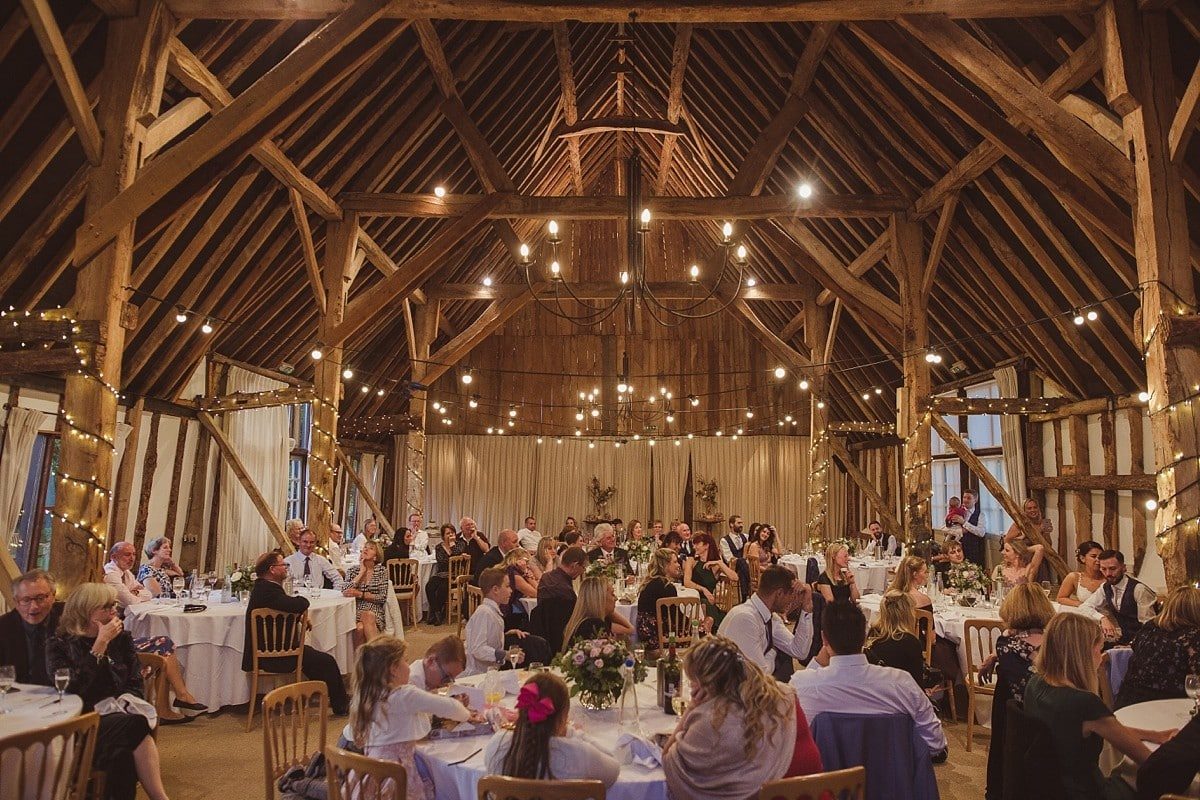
9, 436, 48, 570
286, 455, 306, 521
931, 459, 961, 525
35, 436, 60, 571
965, 382, 1001, 448
975, 455, 1010, 535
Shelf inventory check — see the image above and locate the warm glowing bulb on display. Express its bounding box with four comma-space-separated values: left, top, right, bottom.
461, 371, 473, 384
746, 410, 754, 419
550, 261, 561, 275
376, 388, 384, 396
746, 277, 756, 287
799, 379, 809, 391
817, 400, 825, 409
722, 221, 733, 239
798, 182, 813, 199
641, 208, 651, 225
509, 406, 517, 418
433, 185, 446, 198
588, 440, 595, 448
507, 419, 514, 427
469, 397, 479, 408
174, 310, 187, 324
1138, 391, 1150, 403
548, 220, 559, 237
689, 264, 700, 280
482, 276, 493, 287
311, 347, 323, 360
361, 385, 369, 393
1086, 309, 1098, 321
774, 366, 786, 379
575, 409, 584, 421
343, 368, 354, 379
200, 319, 213, 334
519, 243, 530, 259
666, 414, 675, 423
537, 437, 543, 444
432, 401, 441, 411
736, 244, 747, 260
619, 271, 629, 284
1145, 498, 1159, 511
1073, 313, 1085, 325
590, 408, 600, 418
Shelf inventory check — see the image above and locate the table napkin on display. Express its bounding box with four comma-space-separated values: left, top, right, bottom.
616, 731, 663, 767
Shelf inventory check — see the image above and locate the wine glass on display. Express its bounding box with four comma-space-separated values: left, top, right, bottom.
483, 669, 503, 707
0, 665, 14, 714
54, 667, 70, 703
1040, 580, 1052, 597
506, 646, 524, 671
1185, 674, 1199, 716
171, 576, 186, 605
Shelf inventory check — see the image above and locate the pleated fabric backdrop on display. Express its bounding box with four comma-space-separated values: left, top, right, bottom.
425, 435, 809, 548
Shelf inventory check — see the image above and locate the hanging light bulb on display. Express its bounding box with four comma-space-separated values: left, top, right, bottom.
617, 379, 628, 394
508, 405, 517, 418
875, 387, 883, 395
689, 395, 700, 407
1073, 312, 1085, 325
588, 440, 595, 449
666, 412, 675, 423
715, 430, 723, 437
746, 277, 757, 287
575, 429, 582, 436
556, 437, 563, 444
376, 388, 384, 396
640, 208, 651, 231
547, 219, 560, 243
575, 408, 585, 421
737, 428, 744, 435
360, 385, 370, 394
619, 271, 629, 285
342, 367, 354, 380
774, 366, 786, 379
536, 437, 544, 444
745, 410, 754, 419
469, 396, 479, 408
311, 346, 324, 361
674, 438, 681, 446
550, 261, 561, 277
1138, 391, 1150, 403
200, 318, 213, 334
862, 393, 870, 401
798, 181, 814, 199
590, 407, 600, 418
482, 276, 493, 287
648, 439, 656, 447
736, 244, 747, 262
461, 369, 473, 385
817, 400, 826, 409
432, 401, 442, 411
434, 185, 446, 198
1086, 309, 1099, 321
507, 419, 515, 427
633, 433, 641, 440
174, 307, 187, 324
519, 243, 531, 261
1145, 498, 1158, 511
689, 264, 700, 281
799, 379, 810, 391
687, 432, 694, 440
487, 427, 495, 435
614, 440, 622, 448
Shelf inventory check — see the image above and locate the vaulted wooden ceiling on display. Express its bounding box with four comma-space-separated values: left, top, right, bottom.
2, 1, 1198, 437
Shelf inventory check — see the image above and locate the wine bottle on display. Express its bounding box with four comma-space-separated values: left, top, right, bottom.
660, 634, 681, 715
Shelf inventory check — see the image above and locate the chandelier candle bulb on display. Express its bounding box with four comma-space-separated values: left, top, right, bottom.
689, 264, 699, 280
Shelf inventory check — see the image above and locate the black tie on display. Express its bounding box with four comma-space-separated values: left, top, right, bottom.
763, 614, 775, 656
28, 624, 48, 685
304, 557, 311, 577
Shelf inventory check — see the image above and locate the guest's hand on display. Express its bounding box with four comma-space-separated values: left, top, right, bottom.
792, 582, 814, 613
845, 570, 857, 584
814, 643, 832, 667
97, 617, 123, 645
978, 655, 996, 684
1144, 728, 1178, 745
705, 560, 723, 572
506, 629, 528, 638
689, 684, 709, 707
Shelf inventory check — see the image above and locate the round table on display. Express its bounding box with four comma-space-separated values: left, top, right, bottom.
124, 589, 357, 709
416, 670, 677, 800
779, 553, 894, 595
1105, 698, 1198, 795
520, 586, 700, 644
0, 684, 85, 800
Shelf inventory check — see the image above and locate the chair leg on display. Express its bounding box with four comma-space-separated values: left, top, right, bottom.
246, 671, 258, 732
945, 681, 957, 725
965, 690, 974, 752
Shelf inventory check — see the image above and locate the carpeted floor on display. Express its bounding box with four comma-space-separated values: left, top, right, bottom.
152, 623, 989, 799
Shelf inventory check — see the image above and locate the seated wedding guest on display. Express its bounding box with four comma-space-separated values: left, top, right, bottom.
587, 523, 632, 573
353, 518, 379, 554
408, 512, 430, 553
411, 635, 467, 690
745, 523, 781, 566
792, 601, 948, 759
137, 537, 184, 598
637, 548, 682, 649
484, 672, 620, 787
816, 543, 861, 603
890, 555, 933, 610
719, 515, 752, 601
677, 522, 696, 560
533, 537, 558, 576
1004, 497, 1053, 545
47, 583, 174, 800
464, 567, 549, 674
864, 590, 925, 688
0, 569, 63, 684
326, 522, 346, 571
1114, 586, 1200, 708
651, 519, 665, 542
533, 546, 587, 652
932, 539, 965, 580
382, 527, 413, 563
1057, 540, 1104, 607
285, 517, 306, 549
554, 528, 579, 554
103, 541, 153, 610
563, 515, 578, 533
993, 539, 1046, 590
663, 636, 822, 800
517, 515, 542, 553
344, 540, 389, 643
559, 577, 633, 649
285, 529, 344, 589
473, 528, 519, 583
348, 636, 477, 800
862, 519, 900, 556
978, 583, 1054, 800
662, 530, 682, 553
1078, 549, 1159, 646
718, 565, 813, 677
244, 550, 350, 714
1136, 714, 1200, 800
684, 533, 739, 631
425, 524, 464, 626
502, 548, 539, 630
628, 519, 645, 541
1023, 613, 1174, 800
459, 517, 490, 572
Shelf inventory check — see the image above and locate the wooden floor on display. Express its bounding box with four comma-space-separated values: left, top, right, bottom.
152, 623, 990, 799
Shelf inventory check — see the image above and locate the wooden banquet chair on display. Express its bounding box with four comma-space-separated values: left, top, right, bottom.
760, 766, 866, 800
0, 711, 100, 800
465, 584, 484, 627
247, 608, 309, 731
714, 577, 739, 613
963, 618, 1005, 752
387, 558, 420, 628
262, 681, 328, 800
748, 555, 763, 593
477, 775, 606, 800
447, 554, 472, 628
656, 596, 705, 651
326, 746, 406, 800
913, 608, 956, 722
137, 651, 169, 730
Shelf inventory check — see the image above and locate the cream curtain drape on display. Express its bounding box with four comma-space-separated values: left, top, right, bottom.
533, 438, 653, 534
650, 440, 690, 524
215, 367, 290, 569
995, 366, 1026, 508
425, 435, 538, 538
0, 407, 48, 609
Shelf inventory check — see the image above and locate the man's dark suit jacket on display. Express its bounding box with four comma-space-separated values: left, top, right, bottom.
587, 546, 632, 573
0, 603, 63, 684
242, 578, 310, 672
472, 546, 505, 583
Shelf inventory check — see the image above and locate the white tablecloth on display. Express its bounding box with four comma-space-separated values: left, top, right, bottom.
125, 589, 357, 709
1105, 698, 1199, 795
779, 554, 895, 595
416, 670, 677, 800
520, 587, 700, 644
0, 684, 85, 800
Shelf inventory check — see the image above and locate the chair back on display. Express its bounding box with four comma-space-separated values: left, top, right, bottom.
387, 558, 419, 596
448, 554, 472, 585
383, 581, 405, 637
748, 555, 763, 593
963, 619, 1005, 677
325, 746, 406, 800
0, 711, 100, 800
137, 651, 169, 710
805, 557, 821, 585
250, 609, 309, 669
760, 766, 866, 800
452, 574, 471, 633
1099, 646, 1133, 706
477, 774, 606, 800
714, 578, 738, 613
913, 609, 936, 666
656, 596, 704, 650
466, 584, 484, 619
263, 681, 328, 800
809, 712, 937, 800
1002, 700, 1064, 800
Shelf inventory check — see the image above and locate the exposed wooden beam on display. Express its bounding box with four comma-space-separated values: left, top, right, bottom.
0, 348, 93, 377
551, 23, 584, 194
74, 1, 392, 265
779, 308, 806, 342
20, 0, 104, 165
1029, 473, 1155, 491
425, 281, 815, 301
1169, 56, 1200, 163
732, 300, 812, 372
928, 396, 1068, 415
828, 421, 896, 434
816, 230, 890, 305
141, 96, 208, 159
895, 212, 931, 542
288, 187, 327, 314
0, 317, 101, 344
920, 192, 958, 301
340, 191, 908, 218
195, 386, 317, 412
421, 291, 543, 386
655, 23, 692, 195
160, 1, 1105, 21
829, 435, 903, 534
333, 445, 395, 536
900, 14, 1135, 199
553, 116, 685, 139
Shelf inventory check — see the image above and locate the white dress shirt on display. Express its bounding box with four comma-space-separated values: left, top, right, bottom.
960, 504, 986, 540
1078, 574, 1158, 623
363, 684, 471, 746
719, 533, 746, 563
790, 654, 947, 753
717, 594, 812, 674
463, 597, 506, 675
325, 538, 345, 570
103, 561, 152, 611
283, 550, 344, 588
517, 527, 542, 553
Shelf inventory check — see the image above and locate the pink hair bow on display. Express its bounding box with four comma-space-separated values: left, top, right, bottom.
516, 683, 555, 724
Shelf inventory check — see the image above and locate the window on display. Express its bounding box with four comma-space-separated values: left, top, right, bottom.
976, 455, 1008, 536
343, 452, 362, 540
931, 460, 961, 523
966, 382, 1001, 449
931, 391, 958, 456
931, 379, 1010, 534
9, 433, 60, 571
285, 404, 312, 521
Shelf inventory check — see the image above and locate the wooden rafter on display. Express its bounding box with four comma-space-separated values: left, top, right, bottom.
655, 23, 693, 195
920, 192, 958, 301
288, 187, 327, 314
425, 281, 816, 302
732, 300, 811, 373
829, 435, 903, 534
551, 23, 584, 194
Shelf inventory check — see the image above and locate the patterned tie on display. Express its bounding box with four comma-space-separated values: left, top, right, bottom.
304, 557, 311, 578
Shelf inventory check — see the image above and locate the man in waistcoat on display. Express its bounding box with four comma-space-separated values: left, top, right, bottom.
1080, 549, 1158, 645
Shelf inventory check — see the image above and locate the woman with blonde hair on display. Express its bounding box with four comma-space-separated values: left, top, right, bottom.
864, 590, 924, 687
343, 539, 388, 643
534, 536, 558, 575
501, 547, 538, 629
663, 636, 822, 799
816, 542, 860, 603
349, 635, 475, 800
1024, 613, 1175, 800
994, 539, 1046, 589
1115, 586, 1200, 708
560, 576, 633, 650
636, 548, 681, 648
47, 583, 172, 800
889, 555, 933, 610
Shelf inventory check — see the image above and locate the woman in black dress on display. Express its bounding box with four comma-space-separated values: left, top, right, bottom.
425, 524, 463, 625
47, 583, 171, 800
816, 543, 860, 603
636, 548, 682, 653
1115, 586, 1200, 708
864, 590, 925, 687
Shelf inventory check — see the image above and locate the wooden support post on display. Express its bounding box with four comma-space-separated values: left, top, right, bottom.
1127, 406, 1149, 572
131, 412, 161, 556
178, 417, 210, 571
52, 2, 173, 591
1067, 415, 1093, 552
404, 303, 438, 521
307, 214, 356, 545
1100, 410, 1119, 550
334, 446, 394, 537
1100, 0, 1200, 587
829, 436, 904, 535
894, 213, 932, 543
196, 411, 291, 553
802, 281, 831, 543
930, 411, 1071, 578
163, 418, 189, 539
109, 398, 144, 545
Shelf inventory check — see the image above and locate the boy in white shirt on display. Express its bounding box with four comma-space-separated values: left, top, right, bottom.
463, 567, 534, 675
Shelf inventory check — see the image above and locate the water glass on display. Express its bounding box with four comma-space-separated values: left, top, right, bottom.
1185, 674, 1199, 715
171, 576, 186, 605
54, 668, 70, 702
0, 665, 14, 714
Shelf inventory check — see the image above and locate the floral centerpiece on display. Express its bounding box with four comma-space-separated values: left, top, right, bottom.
585, 559, 620, 581
588, 476, 616, 519
625, 536, 655, 566
228, 568, 254, 594
946, 561, 988, 599
695, 476, 719, 516
552, 636, 646, 710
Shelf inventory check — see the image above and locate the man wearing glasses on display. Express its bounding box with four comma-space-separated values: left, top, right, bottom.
243, 551, 350, 714
0, 569, 63, 685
